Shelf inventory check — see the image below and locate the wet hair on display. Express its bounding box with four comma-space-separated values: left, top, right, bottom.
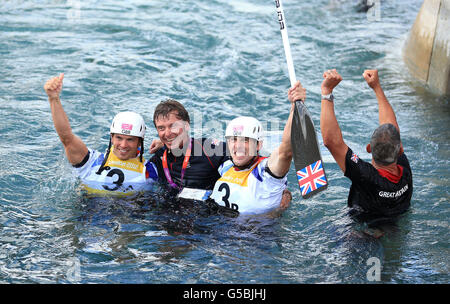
370, 123, 401, 166
153, 99, 190, 126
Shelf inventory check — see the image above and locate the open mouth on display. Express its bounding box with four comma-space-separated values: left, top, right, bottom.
164, 137, 181, 147
232, 149, 247, 157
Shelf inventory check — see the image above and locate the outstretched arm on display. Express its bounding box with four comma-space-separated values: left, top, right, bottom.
363, 70, 403, 152
267, 80, 306, 177
44, 73, 88, 165
320, 69, 348, 173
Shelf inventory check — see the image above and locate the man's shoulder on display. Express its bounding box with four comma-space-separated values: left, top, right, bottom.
195, 137, 225, 147
193, 137, 228, 160
152, 146, 167, 159
257, 157, 287, 183
73, 148, 103, 169
345, 147, 371, 169
218, 159, 234, 175
397, 152, 412, 173
144, 160, 159, 180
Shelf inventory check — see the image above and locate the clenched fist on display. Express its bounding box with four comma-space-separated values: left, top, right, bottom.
363, 69, 380, 90
321, 69, 342, 95
44, 73, 64, 100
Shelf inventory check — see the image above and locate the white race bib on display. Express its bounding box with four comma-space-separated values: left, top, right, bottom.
177, 187, 212, 201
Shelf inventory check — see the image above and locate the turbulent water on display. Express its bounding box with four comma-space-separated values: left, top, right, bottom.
0, 0, 448, 283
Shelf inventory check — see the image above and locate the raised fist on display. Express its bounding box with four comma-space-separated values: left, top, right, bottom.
321, 69, 342, 95
44, 73, 64, 99
363, 69, 380, 89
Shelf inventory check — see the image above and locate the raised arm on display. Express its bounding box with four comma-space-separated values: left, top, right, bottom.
320, 69, 348, 173
267, 80, 306, 177
44, 73, 88, 165
363, 70, 403, 152
362, 70, 398, 129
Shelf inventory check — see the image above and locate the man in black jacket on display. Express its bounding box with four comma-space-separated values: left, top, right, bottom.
319, 69, 413, 224
150, 99, 227, 196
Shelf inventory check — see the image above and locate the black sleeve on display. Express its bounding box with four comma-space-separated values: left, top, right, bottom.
397, 152, 411, 172
149, 153, 160, 166
202, 138, 229, 167
264, 164, 285, 179
344, 147, 376, 182
219, 140, 230, 163
344, 147, 358, 179
72, 151, 90, 168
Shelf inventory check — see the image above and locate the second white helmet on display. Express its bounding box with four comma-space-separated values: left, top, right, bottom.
110, 111, 146, 138
225, 116, 263, 141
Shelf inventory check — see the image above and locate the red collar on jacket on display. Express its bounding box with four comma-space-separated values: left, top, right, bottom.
377, 165, 403, 183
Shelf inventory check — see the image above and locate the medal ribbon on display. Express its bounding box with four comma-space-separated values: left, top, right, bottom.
162, 140, 192, 189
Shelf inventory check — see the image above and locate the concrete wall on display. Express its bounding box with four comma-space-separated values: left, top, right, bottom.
403, 0, 450, 95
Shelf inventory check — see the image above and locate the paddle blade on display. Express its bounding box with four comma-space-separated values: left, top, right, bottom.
291, 101, 328, 198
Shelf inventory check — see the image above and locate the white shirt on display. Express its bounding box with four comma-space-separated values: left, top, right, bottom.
210, 158, 287, 215
73, 148, 158, 197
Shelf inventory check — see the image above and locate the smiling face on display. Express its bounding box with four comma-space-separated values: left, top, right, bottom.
154, 111, 190, 150
227, 136, 262, 167
111, 133, 141, 160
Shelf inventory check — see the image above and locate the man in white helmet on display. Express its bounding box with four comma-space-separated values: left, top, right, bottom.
209, 81, 306, 215
44, 73, 158, 196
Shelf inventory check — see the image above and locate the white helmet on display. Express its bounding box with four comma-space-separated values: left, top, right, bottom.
110, 111, 146, 138
225, 116, 263, 141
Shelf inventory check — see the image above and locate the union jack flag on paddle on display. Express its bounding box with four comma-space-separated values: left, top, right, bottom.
274, 0, 328, 198
296, 160, 328, 197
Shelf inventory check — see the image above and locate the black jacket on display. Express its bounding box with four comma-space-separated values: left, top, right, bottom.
150, 138, 229, 191
345, 147, 413, 218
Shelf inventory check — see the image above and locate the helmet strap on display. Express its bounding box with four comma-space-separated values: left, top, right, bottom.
139, 139, 144, 163
233, 154, 259, 171
96, 137, 112, 175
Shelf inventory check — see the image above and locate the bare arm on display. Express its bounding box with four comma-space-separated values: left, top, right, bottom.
320, 69, 348, 173
363, 70, 399, 129
149, 138, 163, 154
363, 70, 403, 152
44, 74, 88, 165
363, 70, 403, 153
267, 80, 306, 177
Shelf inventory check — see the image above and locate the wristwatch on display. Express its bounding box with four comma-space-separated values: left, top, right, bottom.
321, 93, 334, 102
